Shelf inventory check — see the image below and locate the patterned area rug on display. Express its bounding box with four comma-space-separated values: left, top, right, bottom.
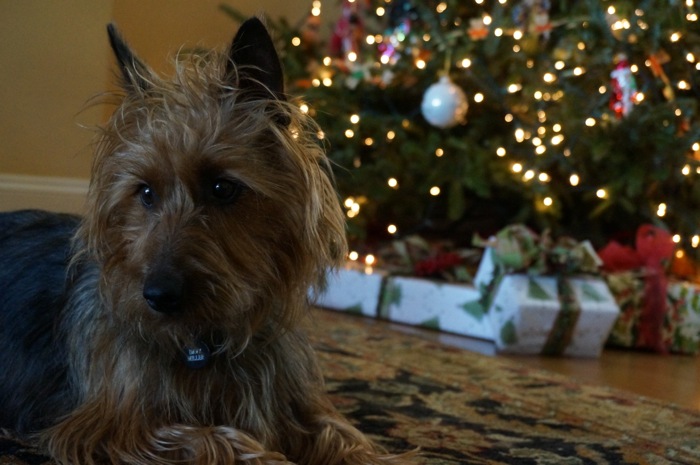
2, 309, 699, 464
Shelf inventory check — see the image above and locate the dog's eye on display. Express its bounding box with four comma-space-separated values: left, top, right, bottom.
211, 179, 242, 204
139, 184, 155, 208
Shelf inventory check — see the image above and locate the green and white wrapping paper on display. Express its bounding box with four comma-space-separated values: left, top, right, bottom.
489, 274, 620, 357
379, 276, 491, 340
313, 266, 385, 317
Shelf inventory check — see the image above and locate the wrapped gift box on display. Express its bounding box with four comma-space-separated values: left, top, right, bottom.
605, 271, 700, 354
311, 266, 385, 317
378, 276, 492, 340
488, 274, 620, 357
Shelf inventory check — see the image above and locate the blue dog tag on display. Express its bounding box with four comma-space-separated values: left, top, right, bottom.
183, 342, 210, 369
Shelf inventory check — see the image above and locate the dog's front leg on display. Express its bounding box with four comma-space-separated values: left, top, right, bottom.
45, 400, 295, 465
295, 413, 415, 465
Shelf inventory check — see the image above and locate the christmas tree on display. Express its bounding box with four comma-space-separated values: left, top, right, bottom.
222, 1, 700, 257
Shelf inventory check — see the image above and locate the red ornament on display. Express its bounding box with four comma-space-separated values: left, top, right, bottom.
609, 54, 639, 118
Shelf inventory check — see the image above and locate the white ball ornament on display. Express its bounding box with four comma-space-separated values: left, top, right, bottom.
421, 76, 468, 128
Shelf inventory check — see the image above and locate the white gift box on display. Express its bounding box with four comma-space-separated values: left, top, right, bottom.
311, 266, 385, 317
488, 274, 620, 357
378, 276, 492, 340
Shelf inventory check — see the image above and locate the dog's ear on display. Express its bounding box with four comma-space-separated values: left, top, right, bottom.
227, 17, 289, 124
107, 23, 151, 92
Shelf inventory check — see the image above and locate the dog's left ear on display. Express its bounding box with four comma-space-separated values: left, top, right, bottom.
107, 23, 152, 92
227, 17, 289, 124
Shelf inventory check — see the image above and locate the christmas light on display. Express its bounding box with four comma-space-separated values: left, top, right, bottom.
474, 93, 484, 103
350, 114, 360, 124
348, 251, 359, 261
299, 103, 309, 114
512, 163, 523, 173
496, 147, 506, 157
365, 254, 376, 266
291, 37, 301, 46
461, 58, 472, 68
596, 188, 608, 199
387, 178, 398, 188
673, 234, 681, 243
543, 197, 553, 207
513, 30, 523, 40
523, 170, 535, 181
682, 165, 691, 175
345, 129, 354, 138
436, 2, 447, 13
692, 235, 699, 248
387, 224, 398, 234
430, 186, 441, 196
585, 118, 596, 127
435, 148, 444, 157
671, 32, 682, 42
569, 174, 580, 186
657, 203, 667, 217
376, 6, 385, 16
539, 173, 550, 182
386, 130, 396, 140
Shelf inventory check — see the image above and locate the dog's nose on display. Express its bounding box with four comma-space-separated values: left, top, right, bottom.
143, 272, 184, 314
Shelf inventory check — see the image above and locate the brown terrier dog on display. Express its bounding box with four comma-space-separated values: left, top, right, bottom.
0, 18, 413, 465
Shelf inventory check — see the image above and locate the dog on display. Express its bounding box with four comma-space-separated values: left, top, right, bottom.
0, 17, 413, 465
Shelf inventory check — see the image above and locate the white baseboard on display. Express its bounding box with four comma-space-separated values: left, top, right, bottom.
0, 174, 89, 215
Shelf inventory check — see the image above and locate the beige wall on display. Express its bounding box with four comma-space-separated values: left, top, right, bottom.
0, 1, 112, 179
0, 0, 316, 185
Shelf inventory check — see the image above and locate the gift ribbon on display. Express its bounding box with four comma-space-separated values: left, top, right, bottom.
599, 224, 674, 352
542, 278, 582, 355
636, 225, 674, 352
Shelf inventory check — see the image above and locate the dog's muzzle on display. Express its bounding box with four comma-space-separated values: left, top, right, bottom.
143, 270, 184, 314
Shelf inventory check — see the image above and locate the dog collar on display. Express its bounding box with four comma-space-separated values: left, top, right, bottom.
183, 341, 211, 369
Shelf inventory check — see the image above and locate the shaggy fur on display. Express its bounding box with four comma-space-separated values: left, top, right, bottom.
0, 18, 413, 465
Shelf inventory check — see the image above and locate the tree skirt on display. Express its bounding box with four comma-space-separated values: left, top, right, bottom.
2, 309, 699, 464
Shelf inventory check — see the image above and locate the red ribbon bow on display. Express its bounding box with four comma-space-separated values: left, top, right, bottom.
598, 225, 675, 352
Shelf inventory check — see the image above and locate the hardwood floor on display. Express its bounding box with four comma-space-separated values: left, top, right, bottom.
353, 313, 700, 411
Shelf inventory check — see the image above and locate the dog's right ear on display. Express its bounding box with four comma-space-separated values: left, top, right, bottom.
107, 23, 151, 92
